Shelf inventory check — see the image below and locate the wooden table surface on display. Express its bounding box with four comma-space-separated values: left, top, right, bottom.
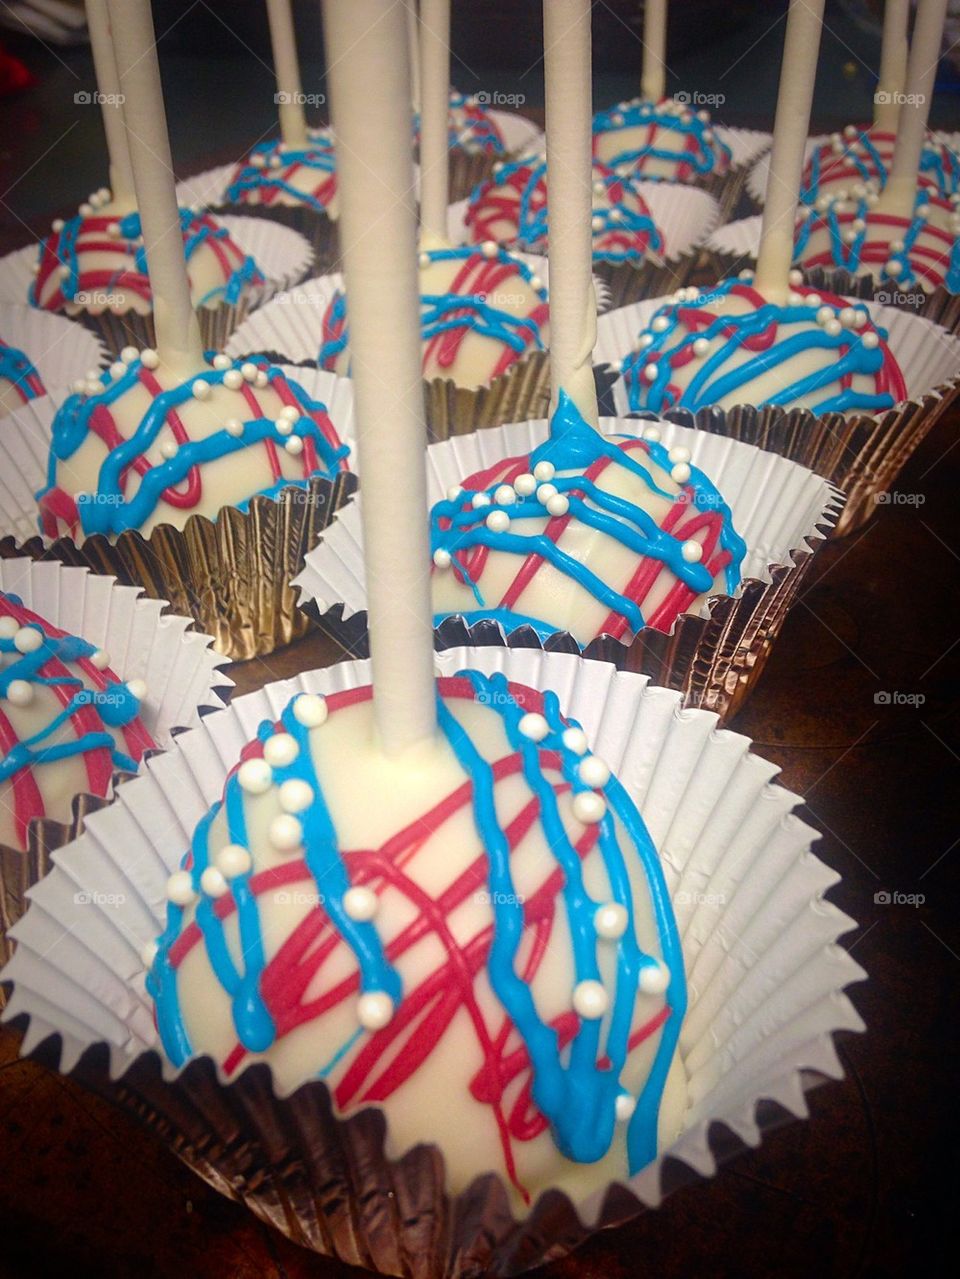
2, 410, 957, 1278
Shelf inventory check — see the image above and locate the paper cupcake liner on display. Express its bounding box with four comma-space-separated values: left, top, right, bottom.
596, 295, 960, 536
0, 303, 107, 415
441, 108, 545, 203
294, 417, 841, 722
0, 556, 231, 965
705, 215, 960, 334
0, 216, 313, 360
1, 645, 866, 1275
697, 126, 772, 222
224, 252, 585, 438
0, 367, 357, 660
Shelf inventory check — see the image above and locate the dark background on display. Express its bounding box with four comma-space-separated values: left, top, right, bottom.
0, 3, 959, 1278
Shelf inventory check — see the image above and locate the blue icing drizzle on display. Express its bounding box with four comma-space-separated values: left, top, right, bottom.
0, 340, 43, 405
801, 128, 960, 204
793, 191, 960, 294
430, 391, 745, 639
592, 98, 731, 179
0, 607, 142, 787
30, 208, 262, 309
468, 158, 664, 262
318, 245, 548, 372
36, 355, 350, 537
622, 277, 897, 415
225, 131, 337, 213
148, 672, 685, 1176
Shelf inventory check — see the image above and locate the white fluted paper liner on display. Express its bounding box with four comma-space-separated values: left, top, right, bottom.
712, 126, 773, 175
1, 645, 866, 1225
595, 295, 960, 417
0, 557, 230, 748
0, 304, 107, 410
174, 163, 238, 210
705, 214, 763, 262
447, 181, 721, 280
0, 215, 312, 310
0, 365, 357, 548
487, 108, 543, 158
294, 415, 839, 633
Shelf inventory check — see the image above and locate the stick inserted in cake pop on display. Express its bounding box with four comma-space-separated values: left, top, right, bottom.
322, 0, 436, 753
267, 0, 309, 149
86, 0, 134, 207
754, 0, 825, 299
874, 0, 909, 131
105, 0, 203, 373
875, 0, 949, 217
642, 0, 667, 103
543, 0, 599, 426
419, 0, 451, 239
407, 1, 422, 115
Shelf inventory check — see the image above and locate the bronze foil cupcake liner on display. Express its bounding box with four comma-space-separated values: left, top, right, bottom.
1, 647, 867, 1276
446, 146, 501, 204
591, 249, 702, 310
74, 292, 259, 364
294, 417, 842, 723
213, 202, 340, 277
597, 294, 960, 537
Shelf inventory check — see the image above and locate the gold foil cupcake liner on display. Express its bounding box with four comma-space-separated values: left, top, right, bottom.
0, 556, 231, 969
442, 106, 545, 203
0, 368, 358, 660
596, 294, 960, 536
294, 417, 842, 723
1, 647, 866, 1276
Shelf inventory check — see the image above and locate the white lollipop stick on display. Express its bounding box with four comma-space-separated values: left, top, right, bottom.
407, 1, 422, 114
876, 0, 949, 217
419, 0, 450, 239
544, 0, 599, 427
322, 0, 436, 754
754, 0, 825, 300
874, 0, 909, 130
642, 0, 667, 103
85, 0, 134, 207
106, 0, 203, 373
267, 0, 309, 148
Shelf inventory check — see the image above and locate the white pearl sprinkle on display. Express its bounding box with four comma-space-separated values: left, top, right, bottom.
241, 361, 259, 382
357, 991, 394, 1030
651, 315, 669, 333
126, 678, 147, 701
224, 418, 244, 437
572, 979, 608, 1019
51, 218, 64, 232
293, 693, 328, 728
5, 679, 34, 707
562, 726, 588, 754
519, 711, 549, 742
160, 439, 178, 460
825, 318, 842, 337
885, 258, 903, 277
269, 813, 303, 851
861, 330, 879, 349
254, 371, 269, 388
533, 460, 555, 481
238, 758, 273, 794
279, 404, 300, 422
595, 902, 629, 940
692, 337, 710, 356
615, 1093, 637, 1122
216, 844, 252, 879
140, 940, 159, 969
223, 369, 243, 390
639, 961, 670, 994
513, 472, 537, 496
536, 482, 558, 504
0, 617, 19, 639
578, 755, 611, 788
90, 649, 110, 670
109, 361, 126, 379
788, 268, 804, 286
275, 416, 293, 436
263, 732, 298, 768
140, 349, 159, 369
212, 353, 232, 370
285, 436, 304, 456
166, 870, 196, 907
494, 483, 516, 505
667, 445, 690, 465
671, 462, 691, 484
446, 484, 463, 502
486, 509, 510, 533
642, 425, 661, 442
120, 345, 139, 364
481, 239, 499, 258
839, 307, 858, 329
200, 866, 229, 898
681, 539, 703, 563
545, 493, 569, 517
572, 791, 607, 824
643, 362, 659, 383
343, 885, 378, 922
816, 305, 834, 326
279, 779, 313, 813
471, 492, 491, 509
433, 548, 452, 568
14, 627, 43, 654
